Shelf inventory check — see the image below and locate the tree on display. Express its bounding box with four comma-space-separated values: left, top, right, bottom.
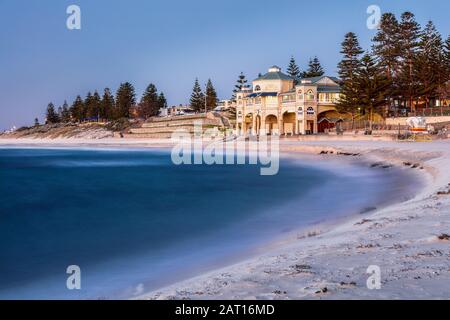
414, 21, 443, 108
336, 32, 364, 121
84, 91, 93, 120
46, 103, 60, 124
60, 100, 71, 122
34, 118, 39, 127
372, 13, 401, 110
139, 83, 160, 119
100, 88, 115, 121
441, 35, 450, 101
205, 79, 218, 110
190, 78, 205, 112
115, 82, 136, 119
398, 12, 422, 112
303, 56, 324, 77
70, 95, 85, 122
287, 56, 301, 85
158, 92, 167, 110
84, 91, 101, 120
57, 106, 63, 120
85, 91, 101, 120
355, 54, 389, 129
232, 72, 249, 101
445, 35, 450, 74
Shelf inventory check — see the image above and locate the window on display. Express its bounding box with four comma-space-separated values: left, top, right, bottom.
297, 107, 303, 115
254, 85, 261, 91
307, 107, 315, 115
255, 97, 262, 104
306, 90, 315, 101
282, 94, 295, 103
298, 90, 303, 100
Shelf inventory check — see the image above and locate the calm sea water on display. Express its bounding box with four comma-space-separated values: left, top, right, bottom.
0, 148, 414, 299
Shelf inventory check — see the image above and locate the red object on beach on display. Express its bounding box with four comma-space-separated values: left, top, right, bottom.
410, 127, 427, 132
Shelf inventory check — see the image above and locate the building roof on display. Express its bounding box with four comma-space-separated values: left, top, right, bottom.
299, 75, 340, 84
254, 66, 294, 81
317, 85, 341, 93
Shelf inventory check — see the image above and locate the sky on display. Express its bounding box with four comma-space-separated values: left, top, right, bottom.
0, 0, 449, 130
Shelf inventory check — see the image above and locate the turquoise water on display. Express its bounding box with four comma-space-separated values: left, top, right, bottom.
0, 148, 413, 299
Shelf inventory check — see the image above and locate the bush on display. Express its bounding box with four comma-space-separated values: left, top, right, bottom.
105, 118, 131, 132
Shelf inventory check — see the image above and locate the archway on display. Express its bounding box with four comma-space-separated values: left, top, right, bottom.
265, 115, 278, 135
282, 112, 296, 136
244, 113, 253, 135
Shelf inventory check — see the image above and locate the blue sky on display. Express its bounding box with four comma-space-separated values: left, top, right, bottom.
0, 0, 449, 130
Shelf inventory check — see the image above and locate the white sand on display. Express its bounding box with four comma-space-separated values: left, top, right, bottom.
1, 137, 449, 299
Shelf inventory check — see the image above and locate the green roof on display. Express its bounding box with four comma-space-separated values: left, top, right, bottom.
318, 86, 341, 93
299, 76, 340, 84
254, 70, 294, 81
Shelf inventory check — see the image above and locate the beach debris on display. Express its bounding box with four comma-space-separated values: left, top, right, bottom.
371, 162, 393, 169
337, 152, 360, 157
436, 189, 450, 195
389, 243, 406, 249
273, 290, 287, 295
437, 233, 450, 241
359, 207, 377, 214
315, 287, 328, 294
356, 243, 380, 249
354, 218, 373, 225
403, 161, 422, 169
370, 162, 383, 168
297, 230, 321, 239
290, 264, 313, 274
339, 281, 357, 287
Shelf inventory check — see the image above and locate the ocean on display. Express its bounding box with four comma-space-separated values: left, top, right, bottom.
0, 147, 415, 299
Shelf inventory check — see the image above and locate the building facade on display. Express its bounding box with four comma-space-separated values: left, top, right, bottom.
235, 66, 342, 135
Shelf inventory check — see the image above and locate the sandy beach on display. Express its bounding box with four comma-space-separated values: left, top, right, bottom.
1, 137, 449, 299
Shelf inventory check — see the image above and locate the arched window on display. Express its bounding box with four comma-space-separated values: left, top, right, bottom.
254, 85, 261, 91
297, 107, 303, 115
305, 90, 314, 101
307, 107, 315, 115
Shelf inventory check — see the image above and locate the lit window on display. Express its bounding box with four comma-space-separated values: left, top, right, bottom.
306, 90, 315, 101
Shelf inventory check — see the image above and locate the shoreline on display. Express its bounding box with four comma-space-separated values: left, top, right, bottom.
1, 138, 449, 299
138, 140, 450, 299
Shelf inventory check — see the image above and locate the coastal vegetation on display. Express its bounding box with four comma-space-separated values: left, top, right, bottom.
335, 12, 450, 119
42, 82, 166, 125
